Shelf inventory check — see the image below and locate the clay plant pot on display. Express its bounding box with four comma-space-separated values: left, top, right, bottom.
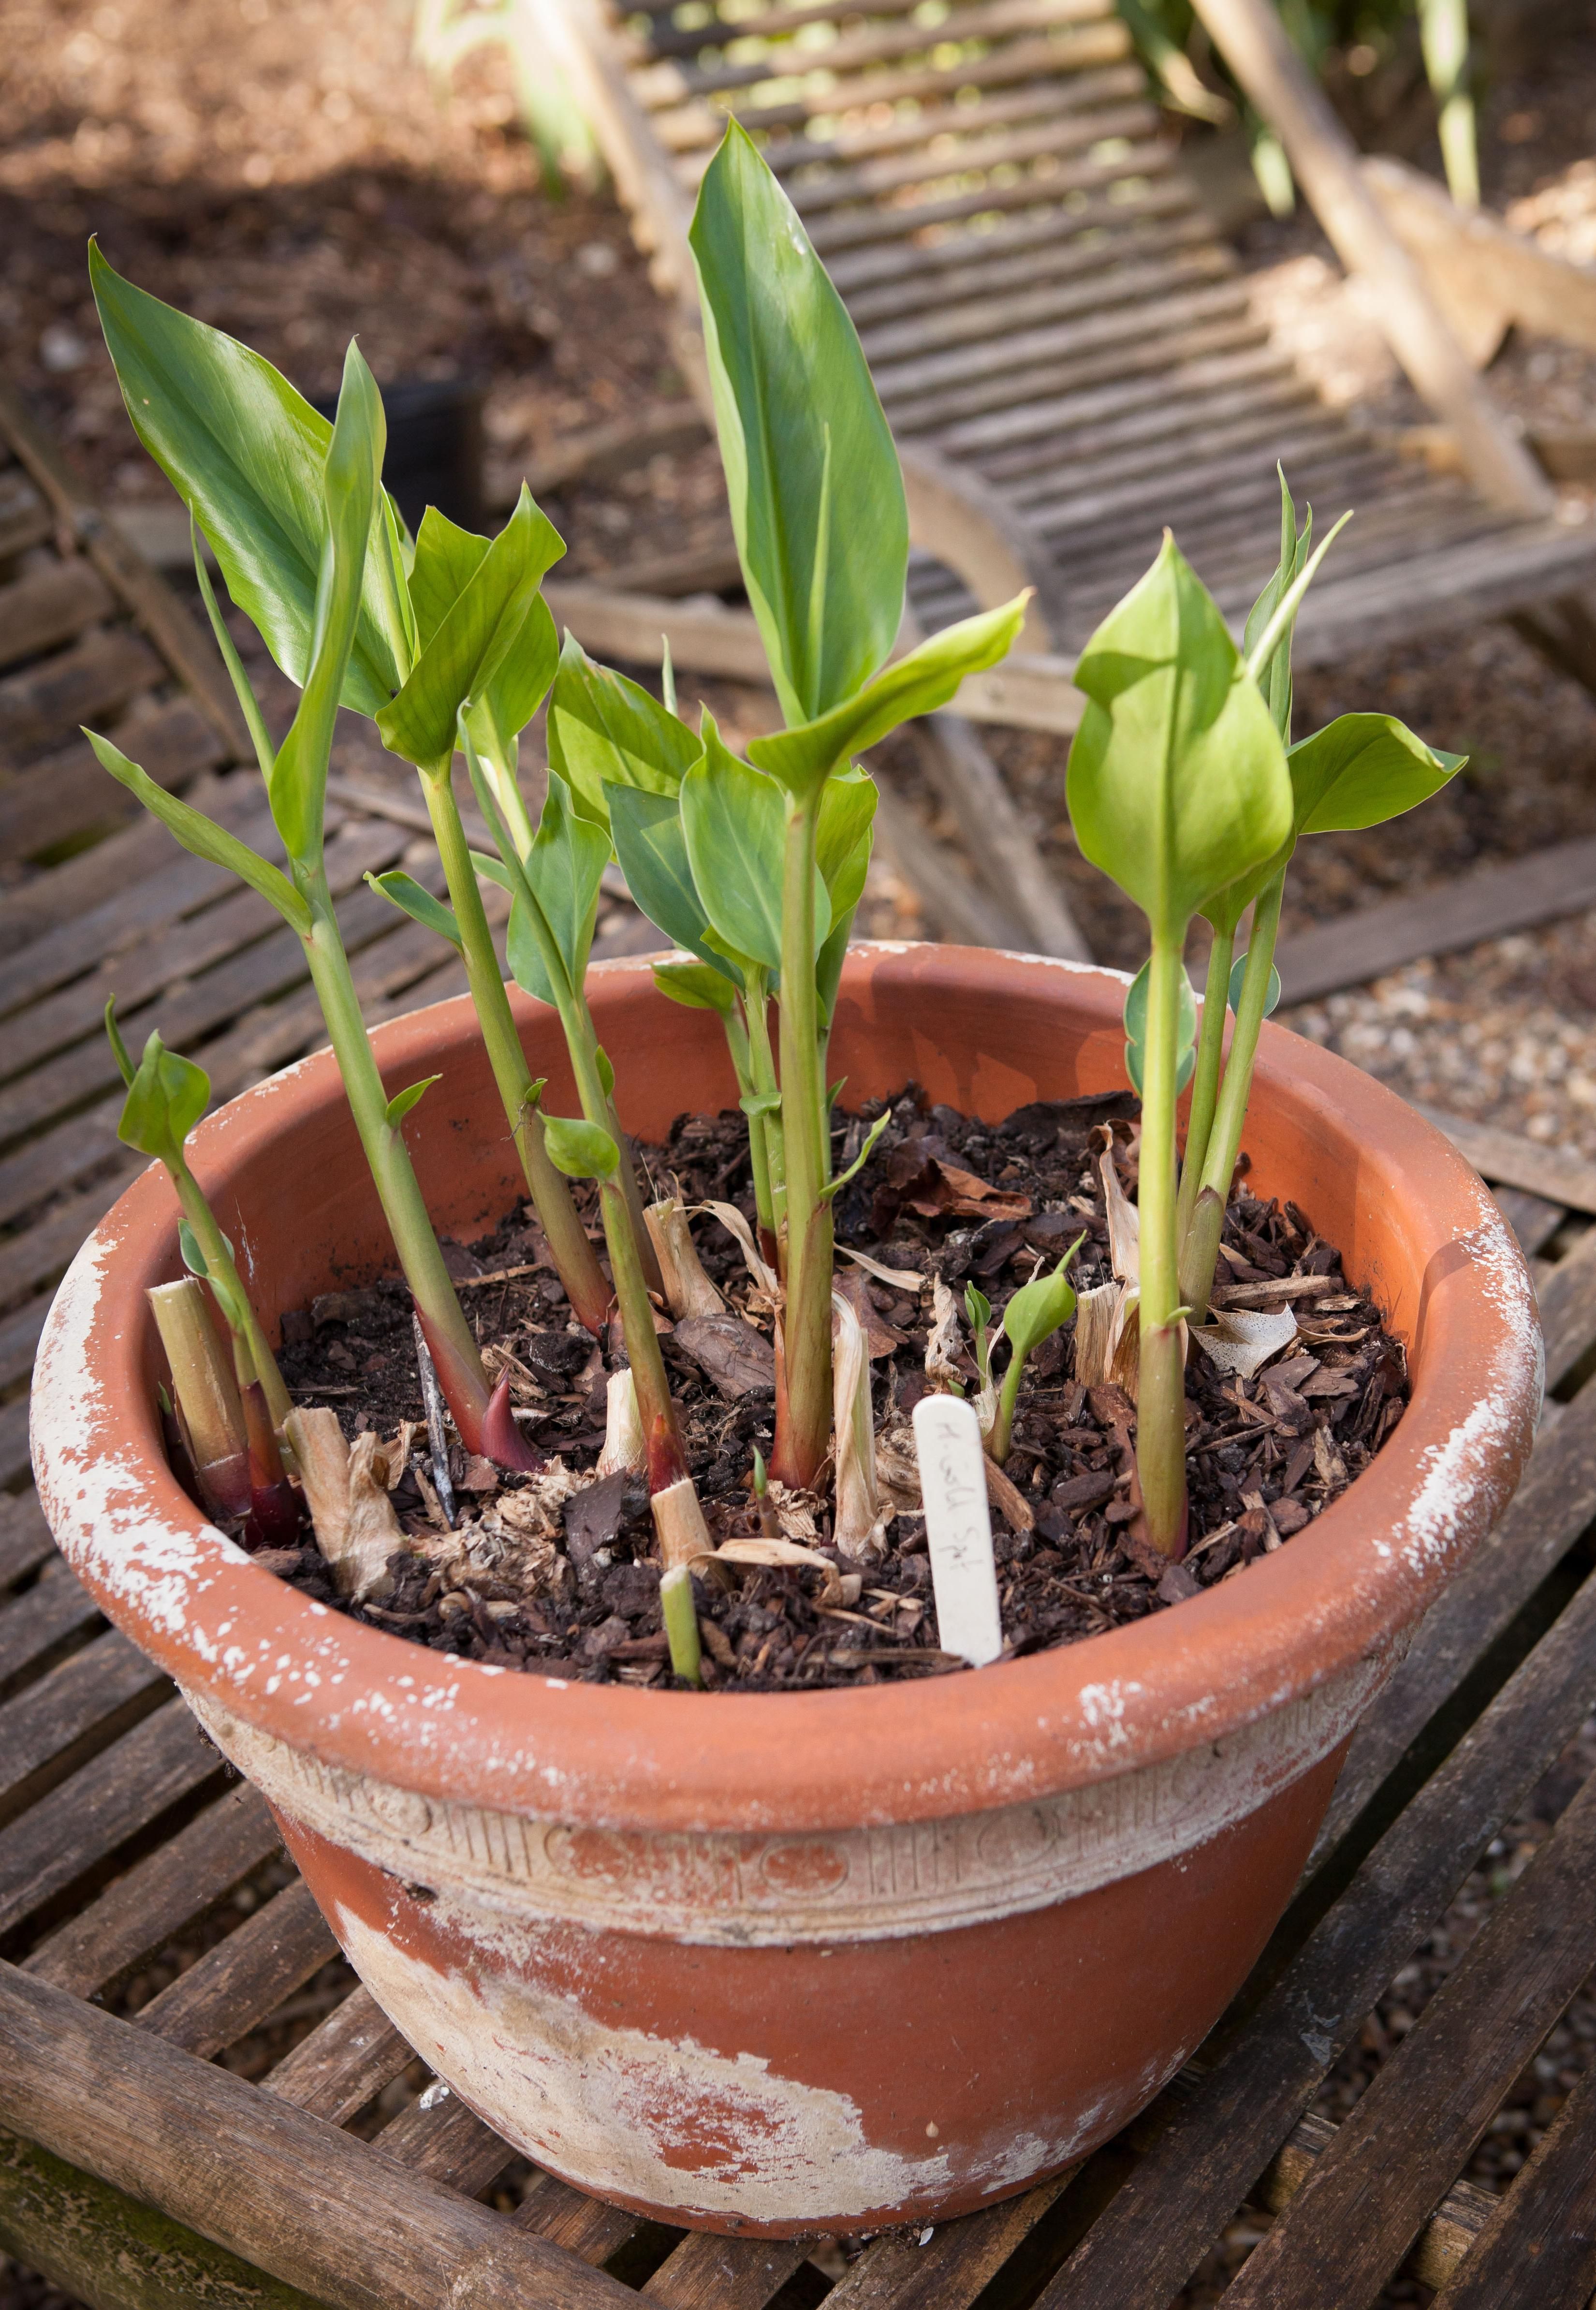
33, 944, 1540, 2237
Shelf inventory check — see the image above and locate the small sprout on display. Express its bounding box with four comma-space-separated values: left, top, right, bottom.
989, 1237, 1085, 1464
964, 1284, 993, 1389
660, 1562, 703, 1685
384, 1075, 441, 1132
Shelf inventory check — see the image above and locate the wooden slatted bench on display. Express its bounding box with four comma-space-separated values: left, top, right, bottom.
4, 1082, 1596, 2306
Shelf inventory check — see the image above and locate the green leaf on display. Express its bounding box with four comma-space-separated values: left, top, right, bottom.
384, 1074, 441, 1129
681, 720, 821, 973
1288, 713, 1465, 835
88, 242, 404, 710
815, 913, 852, 1028
1243, 468, 1311, 744
366, 869, 462, 949
1067, 536, 1292, 945
689, 122, 908, 727
542, 1114, 619, 1180
504, 770, 609, 1006
116, 1029, 211, 1163
408, 508, 489, 651
86, 731, 311, 933
748, 596, 1027, 802
1124, 956, 1197, 1096
654, 959, 738, 1015
820, 1107, 891, 1201
104, 997, 135, 1088
1227, 951, 1282, 1018
607, 783, 738, 981
596, 1045, 615, 1102
377, 486, 564, 777
1001, 1238, 1086, 1358
964, 1282, 991, 1332
470, 850, 513, 893
816, 769, 878, 927
178, 1217, 208, 1277
269, 341, 384, 864
547, 633, 701, 831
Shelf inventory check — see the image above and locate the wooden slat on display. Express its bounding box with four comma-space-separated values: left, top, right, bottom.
1291, 517, 1596, 668
0, 559, 114, 672
264, 1986, 416, 2125
1413, 1104, 1596, 1218
1028, 1560, 1596, 2310
1276, 837, 1596, 1007
0, 782, 280, 1016
825, 168, 1193, 298
845, 201, 1216, 332
24, 1784, 281, 1998
134, 1880, 339, 2059
0, 770, 252, 962
1537, 1228, 1596, 1397
0, 625, 163, 768
0, 1491, 54, 1590
1426, 2053, 1596, 2308
0, 1696, 223, 1938
786, 102, 1158, 219
668, 0, 1113, 101
0, 375, 248, 756
0, 1960, 636, 2310
642, 2233, 810, 2308
0, 1567, 103, 1699
935, 339, 1295, 458
0, 698, 225, 862
0, 1292, 48, 1390
824, 2169, 1081, 2308
889, 315, 1272, 438
1251, 2108, 1498, 2292
375, 2087, 520, 2195
766, 62, 1147, 173
1314, 1388, 1596, 1860
515, 2171, 644, 2265
1217, 1763, 1596, 2307
0, 1629, 168, 1832
809, 138, 1177, 257
859, 247, 1234, 371
1493, 1183, 1566, 1258
0, 1168, 138, 1311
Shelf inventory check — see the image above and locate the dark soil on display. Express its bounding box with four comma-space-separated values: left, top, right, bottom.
252, 1089, 1407, 1693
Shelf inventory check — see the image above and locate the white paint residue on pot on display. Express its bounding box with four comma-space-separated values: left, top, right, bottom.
335, 1899, 958, 2222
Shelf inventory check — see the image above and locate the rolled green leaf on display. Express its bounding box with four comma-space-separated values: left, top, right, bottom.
1227, 950, 1281, 1017
689, 121, 908, 728
86, 733, 312, 933
542, 1114, 619, 1180
1124, 957, 1197, 1097
608, 784, 738, 981
1001, 1242, 1084, 1360
366, 870, 463, 950
384, 1075, 441, 1129
88, 241, 405, 710
653, 959, 739, 1014
660, 1561, 703, 1686
748, 595, 1028, 802
268, 342, 384, 866
1288, 713, 1465, 833
816, 769, 878, 927
503, 770, 610, 1007
681, 722, 812, 974
1067, 535, 1292, 948
549, 633, 701, 829
377, 487, 563, 777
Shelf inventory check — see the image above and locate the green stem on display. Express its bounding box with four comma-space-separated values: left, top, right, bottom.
422, 773, 610, 1334
772, 793, 831, 1489
660, 1562, 703, 1685
1183, 870, 1287, 1324
298, 878, 492, 1451
1136, 933, 1187, 1557
743, 971, 784, 1248
170, 1162, 291, 1430
1176, 921, 1235, 1240
991, 1346, 1026, 1465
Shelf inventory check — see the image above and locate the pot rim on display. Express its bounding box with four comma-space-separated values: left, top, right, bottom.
32, 943, 1541, 1835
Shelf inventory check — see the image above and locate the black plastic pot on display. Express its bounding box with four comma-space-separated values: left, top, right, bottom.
312, 376, 484, 534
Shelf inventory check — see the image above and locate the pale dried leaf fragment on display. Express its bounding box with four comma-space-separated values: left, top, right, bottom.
283, 1406, 349, 1560
1073, 1279, 1142, 1395
832, 1290, 886, 1558
596, 1368, 646, 1476
837, 1245, 925, 1292
344, 1431, 409, 1600
925, 1277, 966, 1394
1099, 1147, 1141, 1284
1193, 1305, 1298, 1380
874, 1424, 922, 1514
696, 1199, 779, 1296
645, 1198, 726, 1319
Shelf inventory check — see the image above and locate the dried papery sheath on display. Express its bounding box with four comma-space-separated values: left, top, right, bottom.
282, 1407, 404, 1600
831, 1291, 885, 1558
652, 1474, 715, 1573
596, 1368, 647, 1477
924, 1277, 966, 1395
148, 1279, 250, 1521
1099, 1147, 1141, 1283
912, 1393, 1002, 1668
645, 1199, 726, 1320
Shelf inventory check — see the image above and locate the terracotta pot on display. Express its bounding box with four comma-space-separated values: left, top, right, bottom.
33, 945, 1540, 2236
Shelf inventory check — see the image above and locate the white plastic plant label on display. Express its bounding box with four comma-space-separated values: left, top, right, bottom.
912, 1393, 1003, 1667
